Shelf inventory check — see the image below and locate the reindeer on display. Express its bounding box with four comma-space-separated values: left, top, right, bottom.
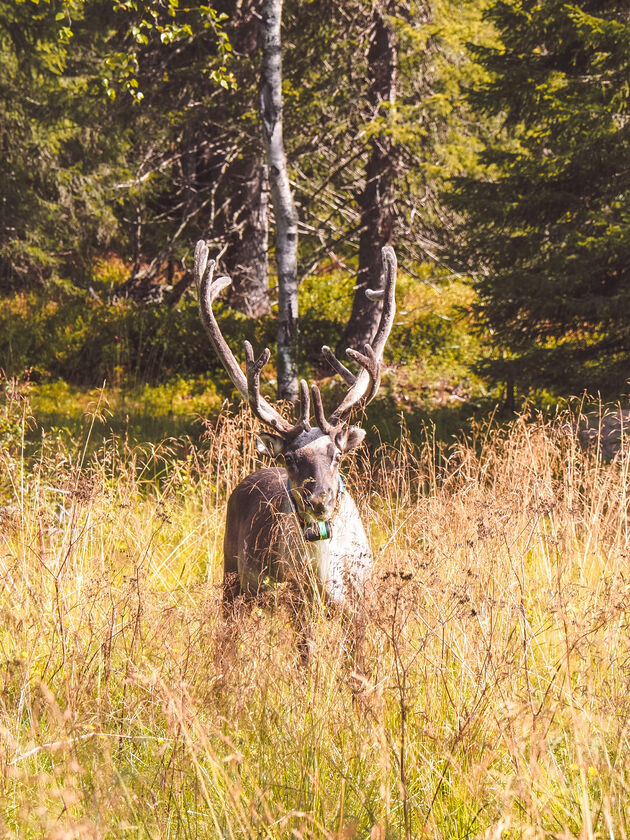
194, 240, 396, 620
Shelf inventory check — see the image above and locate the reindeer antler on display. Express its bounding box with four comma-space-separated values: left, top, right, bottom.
195, 240, 310, 439
321, 246, 397, 426
195, 240, 396, 436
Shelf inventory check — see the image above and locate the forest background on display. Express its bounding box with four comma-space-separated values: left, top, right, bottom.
3, 3, 630, 837
1, 0, 629, 440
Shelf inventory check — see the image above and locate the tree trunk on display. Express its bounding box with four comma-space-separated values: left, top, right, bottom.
219, 0, 271, 318
223, 157, 271, 317
337, 4, 398, 354
260, 0, 299, 402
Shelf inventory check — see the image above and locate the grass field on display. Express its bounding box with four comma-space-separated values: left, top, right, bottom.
1, 379, 629, 839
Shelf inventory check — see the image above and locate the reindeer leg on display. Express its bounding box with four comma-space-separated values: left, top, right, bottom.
221, 570, 242, 618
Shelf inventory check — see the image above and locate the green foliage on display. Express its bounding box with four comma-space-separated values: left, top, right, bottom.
448, 0, 630, 399
0, 0, 496, 408
296, 266, 354, 371
0, 378, 33, 456
0, 255, 486, 439
0, 0, 232, 290
284, 0, 494, 273
390, 270, 482, 380
0, 285, 274, 389
27, 377, 224, 443
0, 0, 123, 287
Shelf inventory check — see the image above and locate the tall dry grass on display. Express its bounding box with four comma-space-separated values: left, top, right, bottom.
1, 381, 629, 839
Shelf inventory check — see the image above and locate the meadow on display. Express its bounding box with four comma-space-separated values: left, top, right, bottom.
1, 378, 629, 839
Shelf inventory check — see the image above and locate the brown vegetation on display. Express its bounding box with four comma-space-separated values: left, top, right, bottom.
1, 383, 629, 837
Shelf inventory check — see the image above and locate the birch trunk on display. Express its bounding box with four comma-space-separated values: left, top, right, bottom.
259, 0, 299, 402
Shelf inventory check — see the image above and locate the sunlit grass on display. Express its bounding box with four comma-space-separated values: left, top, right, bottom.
27, 377, 224, 445
1, 380, 629, 838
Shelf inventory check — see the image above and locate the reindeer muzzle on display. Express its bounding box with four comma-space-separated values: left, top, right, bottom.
287, 476, 344, 542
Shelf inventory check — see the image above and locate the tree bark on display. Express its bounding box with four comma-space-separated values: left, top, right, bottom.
218, 0, 271, 317
337, 4, 398, 354
259, 0, 299, 402
222, 157, 271, 317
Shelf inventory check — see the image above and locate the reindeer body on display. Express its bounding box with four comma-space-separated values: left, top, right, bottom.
193, 239, 396, 619
223, 465, 372, 607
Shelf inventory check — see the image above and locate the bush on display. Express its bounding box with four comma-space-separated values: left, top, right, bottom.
0, 289, 276, 388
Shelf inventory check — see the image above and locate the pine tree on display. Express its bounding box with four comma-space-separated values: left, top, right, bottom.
0, 0, 123, 289
449, 0, 630, 398
0, 0, 231, 293
337, 1, 401, 354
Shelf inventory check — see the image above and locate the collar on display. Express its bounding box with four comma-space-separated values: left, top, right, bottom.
287, 475, 345, 542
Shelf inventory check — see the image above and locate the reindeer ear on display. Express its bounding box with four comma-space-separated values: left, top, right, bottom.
335, 426, 366, 452
256, 433, 285, 458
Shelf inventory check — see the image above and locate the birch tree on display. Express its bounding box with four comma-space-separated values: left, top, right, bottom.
259, 0, 299, 401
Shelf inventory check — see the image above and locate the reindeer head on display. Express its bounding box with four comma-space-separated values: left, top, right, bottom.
194, 240, 396, 525
257, 418, 366, 522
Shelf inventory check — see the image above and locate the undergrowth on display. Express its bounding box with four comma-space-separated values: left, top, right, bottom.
0, 260, 485, 414
1, 380, 629, 838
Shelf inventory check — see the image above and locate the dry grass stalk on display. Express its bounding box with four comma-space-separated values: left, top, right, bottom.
1, 384, 629, 838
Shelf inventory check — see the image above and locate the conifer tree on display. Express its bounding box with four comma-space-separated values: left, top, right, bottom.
449, 0, 630, 398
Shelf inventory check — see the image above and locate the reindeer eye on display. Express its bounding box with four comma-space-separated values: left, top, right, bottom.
284, 453, 296, 468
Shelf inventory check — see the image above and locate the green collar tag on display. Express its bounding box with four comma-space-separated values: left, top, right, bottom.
302, 519, 332, 542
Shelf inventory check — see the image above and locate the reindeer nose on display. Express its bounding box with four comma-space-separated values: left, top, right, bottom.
306, 489, 334, 516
